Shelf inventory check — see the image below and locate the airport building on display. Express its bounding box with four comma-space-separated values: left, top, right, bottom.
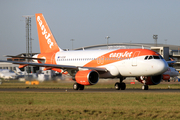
0, 62, 19, 71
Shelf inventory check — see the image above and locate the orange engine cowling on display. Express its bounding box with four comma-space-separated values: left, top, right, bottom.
75, 70, 99, 85
162, 74, 170, 80
137, 75, 162, 85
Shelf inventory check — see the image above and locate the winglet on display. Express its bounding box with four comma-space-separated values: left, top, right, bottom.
35, 13, 63, 53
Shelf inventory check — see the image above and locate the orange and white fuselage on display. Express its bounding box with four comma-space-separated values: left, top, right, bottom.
34, 48, 168, 78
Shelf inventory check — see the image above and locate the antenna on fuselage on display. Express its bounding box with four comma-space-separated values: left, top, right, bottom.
142, 45, 144, 49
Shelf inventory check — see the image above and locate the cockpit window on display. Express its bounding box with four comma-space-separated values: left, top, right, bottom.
149, 56, 153, 59
144, 56, 148, 60
153, 56, 160, 59
144, 55, 162, 60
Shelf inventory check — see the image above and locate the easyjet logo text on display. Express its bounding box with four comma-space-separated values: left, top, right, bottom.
109, 51, 133, 58
37, 16, 54, 49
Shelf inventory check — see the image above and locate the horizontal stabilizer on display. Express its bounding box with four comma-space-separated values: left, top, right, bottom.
5, 55, 45, 60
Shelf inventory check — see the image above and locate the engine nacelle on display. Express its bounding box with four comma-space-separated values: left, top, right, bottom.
137, 75, 162, 85
162, 74, 170, 80
75, 70, 99, 85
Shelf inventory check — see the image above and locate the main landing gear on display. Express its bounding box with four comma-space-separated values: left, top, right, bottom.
73, 83, 84, 90
114, 77, 126, 90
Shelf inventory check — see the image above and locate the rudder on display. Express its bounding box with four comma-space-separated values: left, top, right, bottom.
35, 13, 62, 53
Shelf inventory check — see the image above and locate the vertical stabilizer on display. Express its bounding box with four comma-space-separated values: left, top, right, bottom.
35, 13, 63, 53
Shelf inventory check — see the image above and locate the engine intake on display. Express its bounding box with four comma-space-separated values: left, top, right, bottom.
75, 70, 99, 85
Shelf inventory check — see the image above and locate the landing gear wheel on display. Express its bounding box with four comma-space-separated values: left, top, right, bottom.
73, 83, 79, 90
79, 85, 84, 90
73, 83, 84, 90
142, 85, 148, 90
120, 82, 126, 90
115, 82, 126, 90
115, 83, 120, 90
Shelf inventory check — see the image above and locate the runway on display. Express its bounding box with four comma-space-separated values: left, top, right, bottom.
0, 88, 180, 93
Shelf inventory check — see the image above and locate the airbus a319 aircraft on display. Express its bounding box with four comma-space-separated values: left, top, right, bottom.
0, 13, 169, 90
163, 67, 179, 82
0, 69, 16, 80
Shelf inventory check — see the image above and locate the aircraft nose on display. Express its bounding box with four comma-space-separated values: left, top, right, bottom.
155, 60, 168, 74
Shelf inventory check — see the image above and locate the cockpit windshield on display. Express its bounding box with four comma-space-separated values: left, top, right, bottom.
144, 55, 163, 60
153, 56, 160, 59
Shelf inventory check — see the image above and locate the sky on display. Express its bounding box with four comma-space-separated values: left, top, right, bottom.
0, 0, 180, 60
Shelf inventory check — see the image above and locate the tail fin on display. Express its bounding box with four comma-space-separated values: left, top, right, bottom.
15, 67, 22, 75
35, 13, 63, 53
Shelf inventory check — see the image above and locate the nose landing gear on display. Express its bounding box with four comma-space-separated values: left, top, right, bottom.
142, 85, 149, 90
140, 76, 149, 90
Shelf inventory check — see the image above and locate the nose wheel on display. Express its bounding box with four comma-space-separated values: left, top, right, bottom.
142, 85, 148, 90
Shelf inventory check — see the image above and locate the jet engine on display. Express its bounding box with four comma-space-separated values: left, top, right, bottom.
75, 70, 99, 85
137, 75, 162, 85
162, 74, 170, 80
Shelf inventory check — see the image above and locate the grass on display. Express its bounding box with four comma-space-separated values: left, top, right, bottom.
0, 92, 180, 119
0, 80, 180, 119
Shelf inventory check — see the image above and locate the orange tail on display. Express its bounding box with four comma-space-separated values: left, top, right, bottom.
35, 13, 63, 53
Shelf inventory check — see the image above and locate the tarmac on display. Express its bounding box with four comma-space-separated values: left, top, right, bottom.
0, 88, 179, 93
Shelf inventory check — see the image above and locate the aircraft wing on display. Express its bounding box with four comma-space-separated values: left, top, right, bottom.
0, 60, 107, 72
166, 61, 176, 65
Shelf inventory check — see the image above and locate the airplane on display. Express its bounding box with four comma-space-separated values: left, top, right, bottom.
161, 59, 179, 82
14, 67, 27, 75
162, 67, 179, 82
0, 69, 16, 80
14, 67, 57, 82
0, 13, 169, 90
